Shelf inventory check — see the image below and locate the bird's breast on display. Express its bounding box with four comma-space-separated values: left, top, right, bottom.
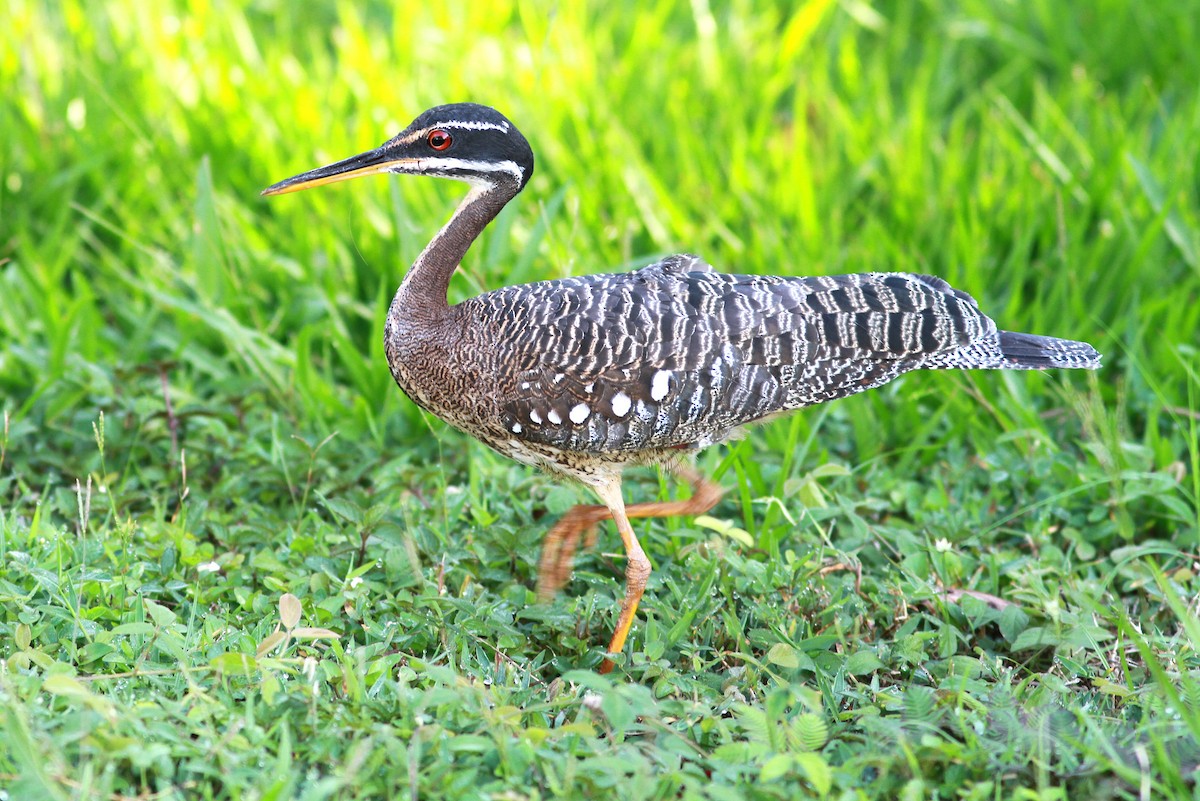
383, 313, 512, 435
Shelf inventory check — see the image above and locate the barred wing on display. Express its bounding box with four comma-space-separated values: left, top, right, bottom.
473, 255, 996, 453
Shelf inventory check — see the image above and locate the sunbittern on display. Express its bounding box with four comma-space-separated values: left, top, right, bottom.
263, 103, 1101, 673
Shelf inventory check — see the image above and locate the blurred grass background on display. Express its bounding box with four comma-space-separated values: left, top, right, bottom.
2, 0, 1199, 798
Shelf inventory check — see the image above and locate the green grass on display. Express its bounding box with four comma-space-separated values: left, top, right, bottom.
3, 0, 1200, 798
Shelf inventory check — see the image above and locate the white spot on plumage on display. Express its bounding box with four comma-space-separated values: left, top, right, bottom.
520, 381, 530, 390
548, 409, 563, 425
569, 403, 590, 424
553, 373, 565, 384
529, 410, 542, 424
611, 392, 632, 417
650, 370, 671, 401
511, 422, 522, 433
584, 382, 594, 394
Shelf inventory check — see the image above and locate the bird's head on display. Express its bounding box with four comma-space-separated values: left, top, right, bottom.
262, 103, 534, 197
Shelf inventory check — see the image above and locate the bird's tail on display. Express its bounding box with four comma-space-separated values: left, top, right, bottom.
997, 330, 1101, 370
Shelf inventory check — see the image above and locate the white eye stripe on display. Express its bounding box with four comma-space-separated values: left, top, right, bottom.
399, 157, 525, 183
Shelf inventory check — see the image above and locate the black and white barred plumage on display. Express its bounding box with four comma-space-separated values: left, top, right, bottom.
449, 254, 1099, 458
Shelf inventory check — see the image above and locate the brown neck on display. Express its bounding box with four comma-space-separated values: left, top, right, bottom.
389, 180, 517, 326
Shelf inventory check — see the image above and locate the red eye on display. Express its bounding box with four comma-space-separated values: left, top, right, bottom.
427, 129, 452, 151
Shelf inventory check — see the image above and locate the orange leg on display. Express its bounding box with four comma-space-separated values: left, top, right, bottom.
593, 482, 649, 675
536, 503, 612, 602
536, 465, 723, 600
536, 465, 724, 673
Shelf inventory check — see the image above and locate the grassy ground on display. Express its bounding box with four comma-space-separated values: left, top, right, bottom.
2, 0, 1199, 798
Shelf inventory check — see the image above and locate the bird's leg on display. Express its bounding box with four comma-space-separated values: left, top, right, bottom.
598, 467, 724, 673
624, 464, 724, 524
535, 465, 724, 601
590, 477, 650, 675
536, 504, 611, 602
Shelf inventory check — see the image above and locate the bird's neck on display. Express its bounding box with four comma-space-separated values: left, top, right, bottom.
390, 181, 514, 326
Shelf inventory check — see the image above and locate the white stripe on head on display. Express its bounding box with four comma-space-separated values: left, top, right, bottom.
429, 120, 510, 133
393, 120, 510, 147
395, 157, 525, 185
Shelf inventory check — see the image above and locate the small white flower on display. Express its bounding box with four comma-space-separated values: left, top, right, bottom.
934, 538, 952, 553
197, 561, 220, 574
349, 576, 364, 589
303, 656, 318, 685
